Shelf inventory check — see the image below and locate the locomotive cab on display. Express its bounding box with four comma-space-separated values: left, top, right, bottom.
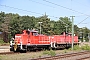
31, 30, 38, 36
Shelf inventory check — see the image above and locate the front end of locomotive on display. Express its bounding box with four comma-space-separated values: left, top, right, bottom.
10, 34, 23, 52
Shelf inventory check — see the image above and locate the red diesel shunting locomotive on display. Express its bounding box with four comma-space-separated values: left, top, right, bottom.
10, 29, 78, 52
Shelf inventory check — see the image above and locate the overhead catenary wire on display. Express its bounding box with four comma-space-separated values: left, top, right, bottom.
28, 0, 63, 18
0, 4, 84, 27
29, 0, 88, 17
0, 4, 71, 31
29, 0, 90, 17
30, 0, 89, 26
0, 4, 43, 15
29, 0, 56, 8
77, 16, 90, 25
0, 4, 71, 27
29, 0, 88, 26
79, 23, 90, 24
42, 0, 90, 17
0, 2, 89, 27
42, 0, 90, 26
0, 4, 61, 18
29, 0, 90, 33
30, 0, 90, 28
29, 0, 90, 24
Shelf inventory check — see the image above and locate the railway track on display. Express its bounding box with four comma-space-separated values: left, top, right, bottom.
0, 52, 20, 55
0, 50, 41, 55
0, 51, 90, 60
29, 51, 90, 60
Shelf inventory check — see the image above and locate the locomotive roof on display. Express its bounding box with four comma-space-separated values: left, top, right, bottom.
28, 30, 38, 33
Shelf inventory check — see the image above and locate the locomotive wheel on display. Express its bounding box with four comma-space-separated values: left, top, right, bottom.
10, 46, 14, 51
20, 49, 27, 53
48, 46, 53, 50
66, 43, 71, 49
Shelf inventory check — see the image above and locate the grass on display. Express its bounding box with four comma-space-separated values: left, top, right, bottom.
43, 50, 50, 55
0, 43, 9, 46
0, 44, 90, 60
81, 44, 90, 50
0, 52, 42, 60
49, 49, 56, 56
0, 39, 9, 46
63, 49, 67, 53
42, 49, 56, 56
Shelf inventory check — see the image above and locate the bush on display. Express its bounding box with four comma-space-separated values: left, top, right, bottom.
0, 40, 4, 43
0, 39, 9, 46
43, 50, 49, 55
43, 49, 56, 56
68, 44, 90, 51
64, 49, 67, 53
73, 45, 81, 50
68, 45, 80, 51
81, 44, 90, 50
49, 49, 56, 56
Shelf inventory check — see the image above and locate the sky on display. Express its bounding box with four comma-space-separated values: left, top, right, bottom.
0, 0, 90, 29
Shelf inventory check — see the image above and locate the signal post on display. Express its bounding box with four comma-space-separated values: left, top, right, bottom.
70, 16, 75, 50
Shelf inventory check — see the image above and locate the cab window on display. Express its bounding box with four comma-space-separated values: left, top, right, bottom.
32, 32, 38, 36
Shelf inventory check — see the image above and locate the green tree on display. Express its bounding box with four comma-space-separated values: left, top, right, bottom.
1, 11, 90, 43
0, 11, 5, 31
36, 14, 51, 35
9, 13, 20, 37
74, 25, 79, 35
